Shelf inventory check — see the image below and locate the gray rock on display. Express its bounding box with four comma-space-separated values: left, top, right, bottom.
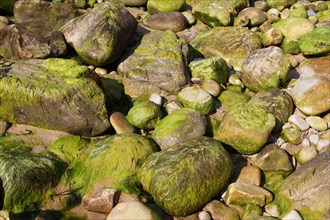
0, 21, 67, 59
118, 30, 189, 97
143, 12, 187, 32
288, 114, 309, 131
203, 200, 240, 220
121, 0, 147, 7
61, 2, 137, 66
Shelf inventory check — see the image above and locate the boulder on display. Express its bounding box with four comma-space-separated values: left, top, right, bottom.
121, 0, 147, 7
190, 27, 261, 71
143, 12, 187, 32
289, 56, 330, 115
241, 46, 291, 92
14, 0, 79, 30
266, 0, 296, 10
234, 7, 267, 27
0, 21, 67, 59
152, 108, 206, 150
299, 26, 330, 56
147, 0, 185, 14
187, 0, 250, 15
117, 30, 189, 97
219, 88, 251, 110
140, 136, 232, 216
0, 58, 110, 136
214, 103, 275, 154
60, 2, 137, 66
203, 200, 240, 220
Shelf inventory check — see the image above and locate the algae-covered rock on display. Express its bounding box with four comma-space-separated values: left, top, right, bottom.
14, 0, 79, 30
214, 103, 275, 154
147, 0, 185, 14
0, 21, 67, 60
219, 89, 251, 109
189, 57, 228, 85
203, 200, 240, 220
126, 101, 163, 130
0, 58, 110, 136
266, 0, 296, 10
143, 11, 187, 32
234, 7, 267, 27
317, 9, 330, 22
61, 1, 137, 66
140, 136, 232, 216
281, 127, 303, 145
152, 108, 206, 150
118, 30, 188, 97
66, 133, 159, 195
176, 86, 214, 115
0, 139, 67, 213
299, 26, 330, 55
191, 27, 262, 71
241, 46, 291, 92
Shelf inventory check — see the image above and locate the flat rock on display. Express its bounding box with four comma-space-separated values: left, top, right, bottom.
143, 12, 187, 32
299, 26, 330, 55
203, 200, 240, 220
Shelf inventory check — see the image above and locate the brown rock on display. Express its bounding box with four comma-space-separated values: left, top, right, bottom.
203, 200, 240, 220
237, 165, 262, 186
83, 188, 120, 214
143, 11, 187, 32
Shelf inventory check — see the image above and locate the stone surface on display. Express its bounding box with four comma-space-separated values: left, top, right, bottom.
109, 112, 135, 134
202, 79, 221, 97
0, 120, 10, 135
241, 46, 291, 92
281, 127, 303, 145
118, 30, 188, 97
290, 56, 330, 115
237, 165, 262, 186
288, 114, 309, 131
191, 27, 262, 71
61, 2, 137, 66
266, 0, 296, 10
234, 7, 267, 27
147, 0, 185, 14
143, 12, 187, 32
0, 59, 110, 136
219, 87, 251, 109
152, 108, 206, 150
282, 209, 303, 220
296, 146, 318, 165
305, 116, 328, 131
0, 21, 67, 60
140, 136, 232, 217
83, 188, 120, 214
262, 28, 283, 46
121, 0, 147, 7
299, 26, 330, 55
203, 200, 240, 220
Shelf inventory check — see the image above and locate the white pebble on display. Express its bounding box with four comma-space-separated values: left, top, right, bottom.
316, 140, 330, 152
191, 77, 203, 84
282, 123, 292, 129
309, 134, 319, 146
276, 137, 285, 147
95, 67, 108, 75
149, 93, 162, 106
165, 102, 181, 114
288, 114, 309, 131
301, 138, 310, 148
296, 146, 318, 165
0, 16, 9, 25
265, 204, 280, 217
198, 211, 212, 220
282, 209, 303, 220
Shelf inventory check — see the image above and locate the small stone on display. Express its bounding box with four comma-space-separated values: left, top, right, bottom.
287, 54, 299, 68
237, 165, 262, 186
267, 8, 280, 22
316, 140, 330, 152
143, 11, 187, 32
293, 108, 307, 119
275, 137, 285, 147
288, 114, 309, 131
118, 193, 139, 203
282, 209, 303, 220
198, 211, 212, 220
281, 8, 291, 19
95, 67, 108, 75
296, 146, 318, 165
165, 101, 182, 114
281, 127, 303, 145
307, 9, 317, 17
309, 134, 319, 145
323, 113, 330, 126
265, 204, 280, 217
0, 16, 9, 25
110, 112, 135, 134
202, 79, 221, 97
191, 78, 203, 84
149, 93, 162, 106
182, 10, 196, 26
83, 188, 120, 214
305, 116, 328, 131
203, 200, 240, 220
301, 138, 311, 147
0, 120, 10, 135
282, 122, 292, 129
254, 1, 269, 11
229, 74, 244, 87
281, 143, 303, 156
262, 28, 283, 46
320, 130, 330, 140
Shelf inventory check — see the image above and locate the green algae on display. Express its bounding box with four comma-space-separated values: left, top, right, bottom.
299, 26, 330, 55
219, 89, 251, 109
147, 0, 185, 14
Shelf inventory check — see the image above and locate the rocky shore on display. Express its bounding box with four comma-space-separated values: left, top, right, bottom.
0, 0, 329, 219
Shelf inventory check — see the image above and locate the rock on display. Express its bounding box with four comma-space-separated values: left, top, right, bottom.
149, 93, 162, 106
290, 56, 330, 115
288, 114, 309, 131
224, 182, 273, 207
140, 136, 232, 216
317, 9, 330, 22
237, 165, 262, 186
203, 200, 240, 220
228, 74, 244, 87
234, 7, 267, 27
191, 27, 261, 71
189, 57, 228, 85
282, 209, 303, 220
143, 12, 187, 32
95, 67, 108, 75
147, 0, 185, 14
107, 201, 161, 220
296, 146, 318, 165
176, 86, 214, 115
309, 134, 319, 146
202, 79, 221, 97
118, 30, 189, 97
198, 211, 212, 220
14, 0, 79, 30
254, 1, 269, 11
305, 116, 328, 131
241, 46, 291, 92
110, 112, 135, 134
266, 0, 296, 10
182, 10, 196, 25
0, 58, 110, 136
0, 21, 67, 59
0, 139, 67, 213
152, 108, 206, 150
242, 203, 263, 220
83, 188, 120, 214
281, 127, 303, 145
61, 2, 137, 66
249, 89, 294, 131
65, 133, 159, 195
289, 3, 308, 18
0, 120, 10, 136
219, 88, 251, 110
214, 103, 275, 155
316, 140, 330, 152
262, 28, 283, 46
121, 0, 147, 7
299, 26, 330, 55
267, 8, 281, 22
126, 101, 163, 130
272, 151, 330, 219
253, 144, 293, 173
188, 0, 250, 16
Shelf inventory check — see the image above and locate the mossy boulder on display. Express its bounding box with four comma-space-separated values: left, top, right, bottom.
140, 136, 233, 216
65, 133, 159, 195
281, 127, 303, 145
60, 1, 137, 66
126, 101, 163, 130
147, 0, 185, 14
118, 30, 188, 97
241, 46, 291, 92
176, 86, 214, 115
0, 58, 110, 136
189, 57, 228, 85
0, 139, 67, 213
219, 89, 251, 110
152, 108, 206, 150
234, 7, 267, 27
299, 26, 330, 56
190, 27, 261, 71
214, 103, 275, 154
14, 0, 79, 30
317, 9, 330, 22
266, 0, 296, 10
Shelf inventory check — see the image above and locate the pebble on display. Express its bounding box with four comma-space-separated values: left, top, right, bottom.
282, 209, 303, 220
309, 134, 319, 145
296, 146, 318, 165
282, 122, 292, 130
198, 211, 212, 220
95, 67, 108, 75
0, 16, 9, 25
202, 79, 221, 97
281, 143, 302, 156
265, 204, 280, 217
237, 165, 262, 186
149, 93, 162, 106
191, 77, 203, 84
181, 10, 196, 25
109, 112, 135, 134
275, 137, 285, 147
316, 140, 330, 152
287, 54, 299, 68
280, 8, 291, 19
305, 116, 328, 131
165, 101, 182, 114
228, 74, 244, 87
293, 108, 307, 119
307, 9, 317, 17
301, 138, 311, 147
288, 114, 309, 131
